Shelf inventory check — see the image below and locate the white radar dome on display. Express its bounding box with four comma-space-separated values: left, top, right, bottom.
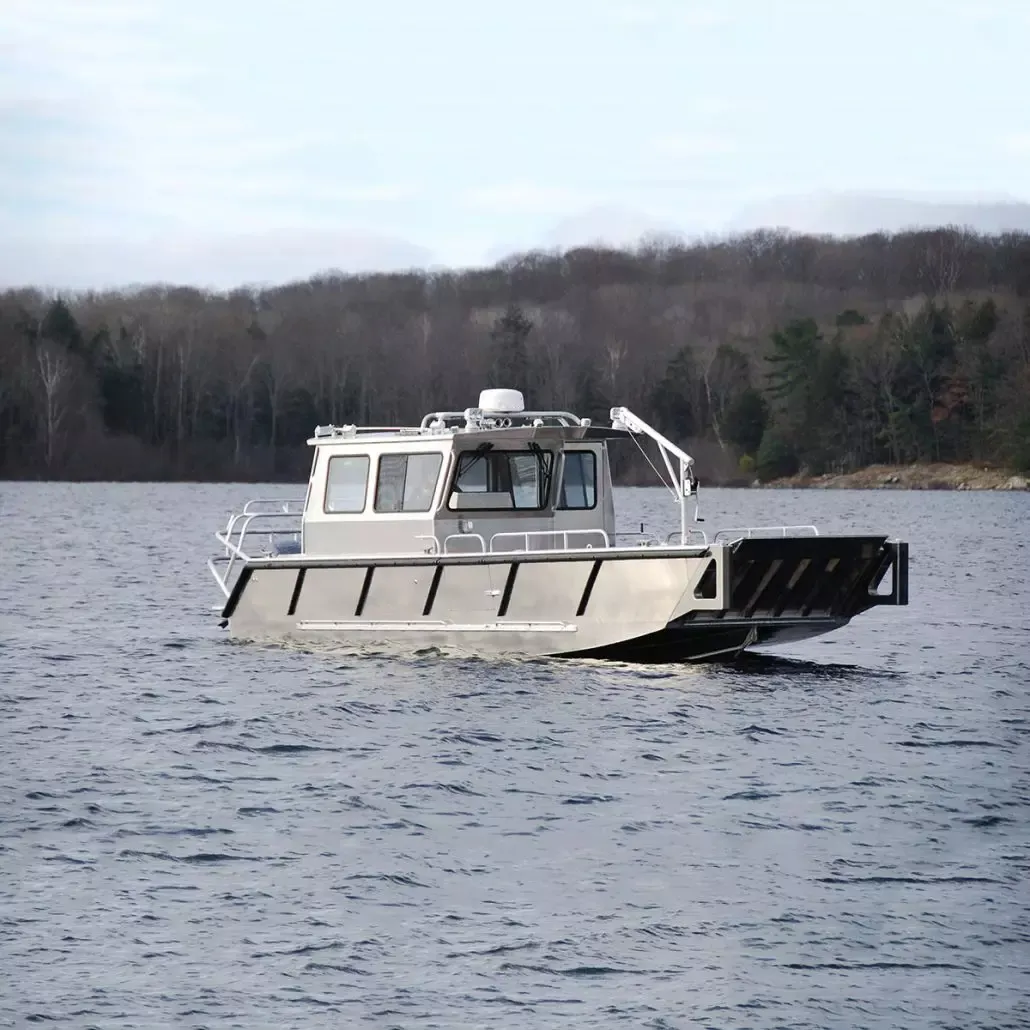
478, 388, 525, 412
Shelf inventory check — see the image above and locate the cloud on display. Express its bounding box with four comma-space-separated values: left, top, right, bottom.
463, 182, 606, 214
0, 2, 222, 222
1001, 132, 1030, 155
649, 133, 738, 158
0, 0, 414, 240
678, 7, 730, 27
947, 2, 1014, 20
0, 0, 432, 287
606, 6, 664, 26
605, 4, 729, 28
686, 97, 739, 117
4, 0, 1025, 289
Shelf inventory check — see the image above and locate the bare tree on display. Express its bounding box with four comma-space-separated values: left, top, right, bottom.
34, 342, 72, 470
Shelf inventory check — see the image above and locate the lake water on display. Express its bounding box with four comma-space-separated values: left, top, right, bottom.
1, 483, 1028, 1030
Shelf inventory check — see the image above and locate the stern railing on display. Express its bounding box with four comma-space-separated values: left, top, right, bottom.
208, 498, 306, 599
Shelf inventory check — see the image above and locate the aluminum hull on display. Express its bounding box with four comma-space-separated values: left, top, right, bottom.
220, 536, 908, 663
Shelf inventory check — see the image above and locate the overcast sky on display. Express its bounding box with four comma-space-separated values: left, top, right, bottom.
2, 0, 1029, 289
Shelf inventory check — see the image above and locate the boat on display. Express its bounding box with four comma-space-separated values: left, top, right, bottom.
208, 388, 908, 662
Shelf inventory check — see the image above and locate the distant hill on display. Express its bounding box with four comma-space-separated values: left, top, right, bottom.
2, 228, 435, 292
539, 206, 676, 250
484, 206, 680, 264
726, 192, 1030, 237
496, 194, 1030, 265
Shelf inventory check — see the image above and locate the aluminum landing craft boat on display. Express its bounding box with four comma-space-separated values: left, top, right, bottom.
208, 389, 908, 662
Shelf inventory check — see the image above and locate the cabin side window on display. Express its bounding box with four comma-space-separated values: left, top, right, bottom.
374, 453, 443, 513
324, 454, 370, 513
448, 449, 553, 511
557, 450, 597, 510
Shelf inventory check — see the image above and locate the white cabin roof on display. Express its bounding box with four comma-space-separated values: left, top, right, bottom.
306, 389, 630, 448
306, 422, 631, 448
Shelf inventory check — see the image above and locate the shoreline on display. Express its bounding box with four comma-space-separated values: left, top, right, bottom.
2, 464, 1028, 491
757, 463, 1029, 491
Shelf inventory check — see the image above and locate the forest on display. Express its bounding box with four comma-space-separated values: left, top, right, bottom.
2, 227, 1029, 484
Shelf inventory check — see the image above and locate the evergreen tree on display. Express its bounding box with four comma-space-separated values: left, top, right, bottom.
489, 304, 533, 388
724, 388, 768, 455
651, 346, 698, 437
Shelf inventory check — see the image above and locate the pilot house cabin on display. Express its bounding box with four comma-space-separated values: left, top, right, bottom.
301, 389, 616, 557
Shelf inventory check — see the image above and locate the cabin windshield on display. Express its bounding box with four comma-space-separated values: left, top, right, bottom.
448, 448, 553, 510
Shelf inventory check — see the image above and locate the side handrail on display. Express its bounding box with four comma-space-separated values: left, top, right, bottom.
488, 529, 610, 553
242, 497, 306, 514
223, 507, 302, 541
664, 528, 710, 546
221, 509, 303, 546
713, 525, 820, 543
615, 531, 656, 546
442, 533, 487, 554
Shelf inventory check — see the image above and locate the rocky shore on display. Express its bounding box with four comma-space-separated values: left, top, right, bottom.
761, 463, 1029, 491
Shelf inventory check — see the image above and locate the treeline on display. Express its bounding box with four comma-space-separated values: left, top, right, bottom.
1, 227, 1029, 484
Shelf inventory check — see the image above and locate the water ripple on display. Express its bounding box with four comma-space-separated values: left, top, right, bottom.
1, 483, 1028, 1029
